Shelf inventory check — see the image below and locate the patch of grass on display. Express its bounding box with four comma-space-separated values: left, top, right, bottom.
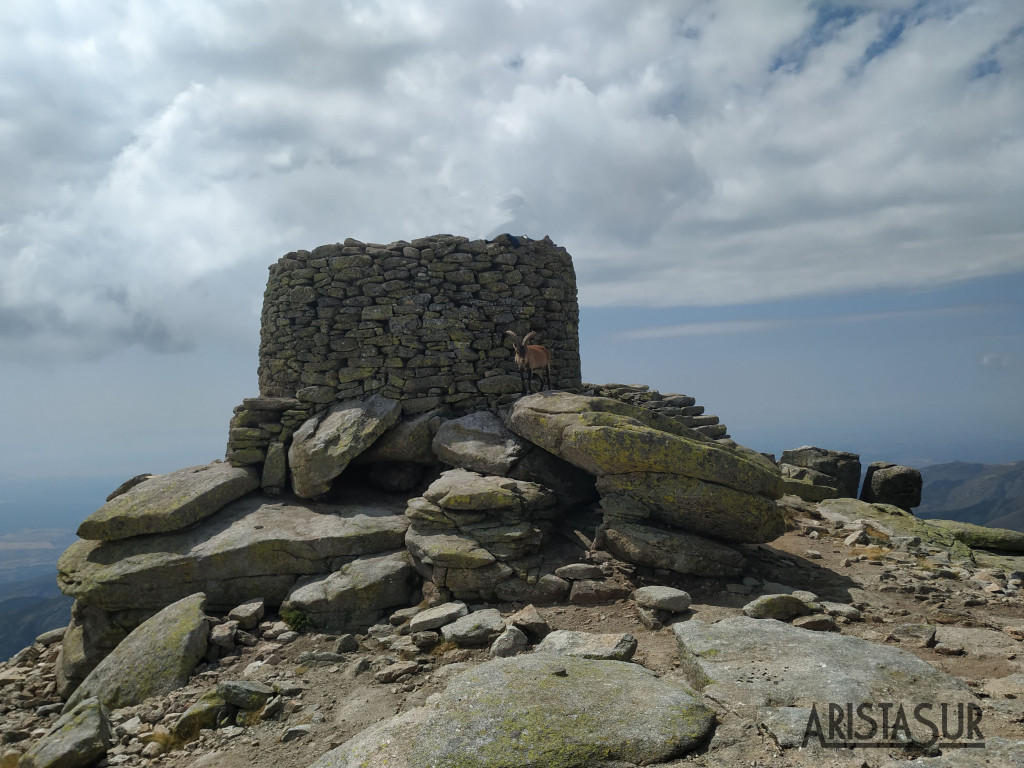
280, 608, 314, 633
863, 524, 891, 541
429, 640, 460, 657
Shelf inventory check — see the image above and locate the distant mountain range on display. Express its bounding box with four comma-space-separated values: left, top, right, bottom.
0, 572, 73, 661
916, 460, 1024, 533
0, 528, 78, 660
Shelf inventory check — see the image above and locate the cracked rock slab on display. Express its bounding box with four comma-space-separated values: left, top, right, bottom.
673, 616, 977, 747
58, 496, 410, 613
306, 653, 714, 768
77, 463, 259, 541
288, 394, 402, 498
431, 411, 529, 475
535, 629, 638, 661
602, 520, 745, 578
507, 391, 782, 499
281, 551, 414, 633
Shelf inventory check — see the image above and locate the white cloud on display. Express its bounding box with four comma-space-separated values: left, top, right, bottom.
2, 0, 1023, 362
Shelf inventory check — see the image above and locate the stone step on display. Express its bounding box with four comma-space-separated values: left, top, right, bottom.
653, 405, 705, 418
680, 414, 719, 427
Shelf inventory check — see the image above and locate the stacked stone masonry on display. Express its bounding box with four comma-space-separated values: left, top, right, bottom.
260, 233, 580, 408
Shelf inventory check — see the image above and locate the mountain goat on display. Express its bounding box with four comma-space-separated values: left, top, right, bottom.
505, 330, 552, 394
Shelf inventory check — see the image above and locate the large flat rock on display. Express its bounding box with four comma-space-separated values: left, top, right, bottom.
281, 551, 414, 633
355, 409, 442, 465
674, 617, 978, 747
307, 652, 715, 768
431, 411, 529, 475
602, 520, 745, 577
77, 463, 259, 541
598, 471, 786, 543
422, 468, 556, 516
289, 394, 402, 498
507, 392, 782, 499
926, 518, 1024, 553
64, 593, 208, 713
405, 523, 497, 569
535, 630, 637, 661
818, 498, 974, 558
58, 496, 410, 613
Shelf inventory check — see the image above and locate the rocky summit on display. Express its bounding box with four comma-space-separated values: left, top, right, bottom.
3, 236, 1023, 768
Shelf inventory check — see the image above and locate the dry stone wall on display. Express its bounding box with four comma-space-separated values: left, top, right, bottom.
257, 234, 581, 414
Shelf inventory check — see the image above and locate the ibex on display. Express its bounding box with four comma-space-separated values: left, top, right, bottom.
506, 330, 552, 394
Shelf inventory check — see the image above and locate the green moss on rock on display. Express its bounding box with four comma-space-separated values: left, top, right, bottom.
309, 653, 714, 767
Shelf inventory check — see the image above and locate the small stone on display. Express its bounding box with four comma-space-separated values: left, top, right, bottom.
389, 606, 423, 625
228, 598, 266, 630
804, 549, 822, 559
490, 626, 529, 658
441, 609, 505, 646
725, 583, 753, 595
821, 602, 862, 621
262, 696, 284, 720
507, 604, 550, 640
791, 614, 839, 632
844, 530, 869, 546
742, 594, 812, 621
389, 635, 419, 659
345, 658, 370, 678
888, 623, 936, 648
209, 621, 239, 650
934, 643, 964, 656
219, 680, 275, 710
280, 725, 311, 743
411, 631, 441, 650
568, 579, 631, 606
535, 630, 637, 661
408, 602, 469, 632
235, 630, 259, 647
334, 634, 359, 653
635, 606, 668, 630
760, 581, 798, 594
17, 697, 111, 768
115, 716, 143, 738
553, 563, 604, 580
633, 586, 692, 612
141, 741, 164, 758
35, 627, 67, 646
375, 661, 420, 683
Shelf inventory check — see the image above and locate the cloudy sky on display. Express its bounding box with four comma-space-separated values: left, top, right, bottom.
2, 0, 1023, 532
